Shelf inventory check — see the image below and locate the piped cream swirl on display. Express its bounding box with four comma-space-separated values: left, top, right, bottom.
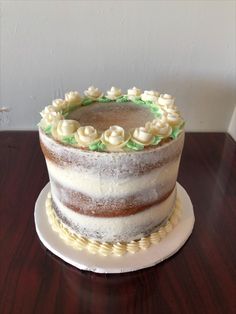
75, 126, 99, 147
132, 127, 153, 145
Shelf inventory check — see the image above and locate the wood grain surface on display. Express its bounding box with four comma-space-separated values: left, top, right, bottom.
0, 132, 235, 314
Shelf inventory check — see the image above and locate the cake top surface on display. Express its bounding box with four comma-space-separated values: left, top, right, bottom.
38, 86, 185, 152
68, 102, 155, 131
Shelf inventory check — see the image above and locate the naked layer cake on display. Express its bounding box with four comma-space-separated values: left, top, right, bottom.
38, 86, 185, 256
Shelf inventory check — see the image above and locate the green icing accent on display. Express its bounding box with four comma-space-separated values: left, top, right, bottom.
98, 142, 106, 151
40, 92, 184, 151
89, 141, 106, 152
62, 135, 77, 145
89, 143, 98, 151
44, 125, 52, 135
82, 98, 94, 106
126, 140, 144, 151
132, 98, 146, 106
116, 95, 130, 103
171, 127, 183, 139
150, 107, 161, 117
152, 136, 163, 145
97, 96, 112, 103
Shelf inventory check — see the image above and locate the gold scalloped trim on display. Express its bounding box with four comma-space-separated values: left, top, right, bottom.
45, 192, 182, 257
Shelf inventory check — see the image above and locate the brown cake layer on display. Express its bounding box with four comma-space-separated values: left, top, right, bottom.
51, 197, 174, 242
40, 136, 183, 177
40, 129, 184, 221
50, 179, 176, 217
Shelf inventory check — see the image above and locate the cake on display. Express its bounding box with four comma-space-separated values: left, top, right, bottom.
38, 86, 185, 256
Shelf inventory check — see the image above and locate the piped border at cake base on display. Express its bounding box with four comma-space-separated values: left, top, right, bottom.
45, 192, 181, 256
34, 182, 194, 273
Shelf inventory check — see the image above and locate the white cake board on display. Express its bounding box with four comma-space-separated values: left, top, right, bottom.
34, 182, 194, 274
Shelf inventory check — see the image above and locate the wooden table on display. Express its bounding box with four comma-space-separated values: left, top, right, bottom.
0, 132, 235, 314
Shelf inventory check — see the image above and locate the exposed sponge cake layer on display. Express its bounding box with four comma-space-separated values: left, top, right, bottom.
39, 130, 184, 241
52, 187, 176, 243
50, 179, 176, 217
39, 130, 184, 177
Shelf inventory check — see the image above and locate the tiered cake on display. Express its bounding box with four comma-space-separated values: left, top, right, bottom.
39, 86, 185, 255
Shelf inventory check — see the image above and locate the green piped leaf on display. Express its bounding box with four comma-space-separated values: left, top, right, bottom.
116, 95, 129, 103
89, 141, 106, 152
44, 125, 52, 135
154, 112, 162, 118
132, 97, 146, 106
126, 140, 144, 151
171, 127, 183, 139
62, 135, 77, 145
82, 98, 94, 106
97, 142, 106, 151
152, 136, 163, 145
97, 96, 112, 103
150, 107, 161, 116
89, 142, 98, 151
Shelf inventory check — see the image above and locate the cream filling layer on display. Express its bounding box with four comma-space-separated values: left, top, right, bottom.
52, 187, 176, 243
46, 158, 179, 199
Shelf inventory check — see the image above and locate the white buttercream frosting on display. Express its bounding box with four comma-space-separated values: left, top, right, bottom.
46, 193, 182, 255
146, 118, 172, 137
132, 127, 153, 145
127, 87, 142, 100
158, 94, 175, 106
65, 91, 82, 105
163, 107, 179, 115
56, 119, 80, 136
39, 86, 185, 151
162, 111, 183, 126
40, 105, 58, 118
141, 90, 160, 102
102, 125, 130, 149
84, 86, 103, 99
104, 125, 125, 145
47, 158, 179, 199
75, 126, 99, 146
106, 87, 122, 100
51, 187, 176, 242
42, 112, 63, 126
52, 99, 67, 111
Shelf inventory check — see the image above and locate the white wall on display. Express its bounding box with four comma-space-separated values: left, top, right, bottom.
0, 1, 235, 131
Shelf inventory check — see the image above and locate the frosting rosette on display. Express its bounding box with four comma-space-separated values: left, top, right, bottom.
106, 87, 122, 100
162, 111, 183, 127
40, 105, 59, 118
162, 106, 179, 115
158, 94, 175, 107
65, 91, 82, 105
75, 126, 100, 147
39, 85, 185, 152
53, 119, 80, 138
52, 99, 67, 111
127, 87, 142, 100
140, 90, 160, 103
102, 125, 130, 149
132, 126, 154, 145
146, 118, 172, 138
41, 111, 63, 126
84, 86, 103, 99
